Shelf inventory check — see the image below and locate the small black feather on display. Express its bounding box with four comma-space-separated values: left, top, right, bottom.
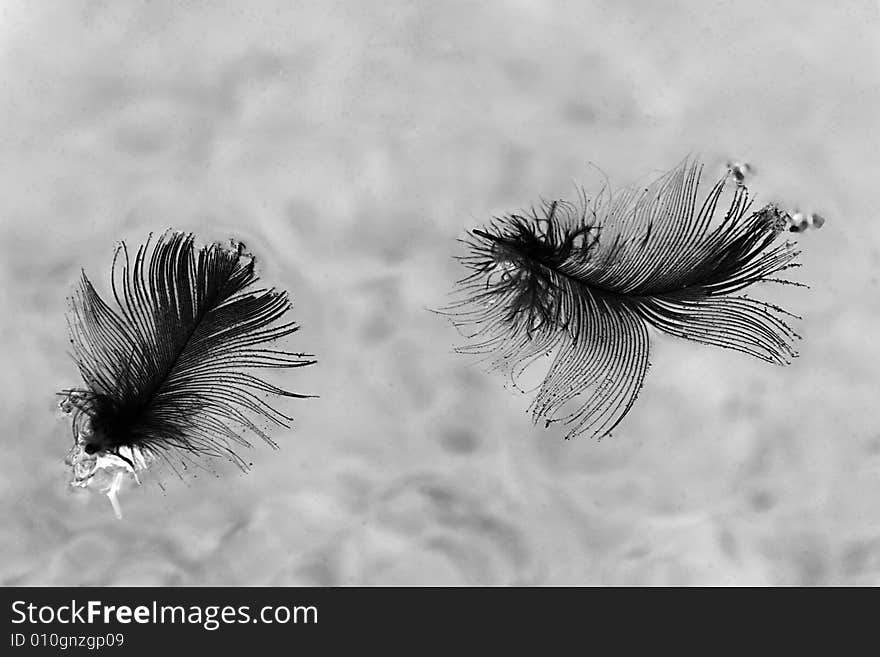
443, 159, 806, 440
61, 230, 315, 473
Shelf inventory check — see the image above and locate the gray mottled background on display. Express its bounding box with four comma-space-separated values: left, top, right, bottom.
1, 0, 878, 586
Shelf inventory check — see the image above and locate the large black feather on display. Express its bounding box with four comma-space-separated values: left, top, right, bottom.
443, 159, 806, 440
61, 231, 315, 477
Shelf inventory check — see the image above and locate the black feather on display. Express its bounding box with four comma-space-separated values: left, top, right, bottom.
443, 159, 806, 440
60, 230, 315, 477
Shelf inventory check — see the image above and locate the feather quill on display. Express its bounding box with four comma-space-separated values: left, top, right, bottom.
443, 159, 806, 440
59, 231, 314, 506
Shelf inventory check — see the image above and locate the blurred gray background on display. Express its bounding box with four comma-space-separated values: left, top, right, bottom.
1, 0, 878, 586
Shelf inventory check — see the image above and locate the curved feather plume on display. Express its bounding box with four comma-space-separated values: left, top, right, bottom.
444, 159, 805, 440
60, 231, 315, 482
